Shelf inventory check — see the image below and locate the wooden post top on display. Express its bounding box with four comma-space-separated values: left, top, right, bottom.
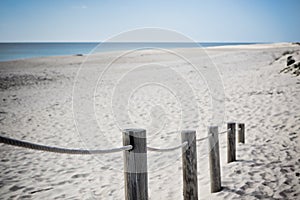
123, 128, 146, 133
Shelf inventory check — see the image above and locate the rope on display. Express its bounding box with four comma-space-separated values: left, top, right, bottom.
0, 127, 235, 154
147, 141, 188, 152
196, 128, 231, 142
196, 136, 209, 142
219, 130, 228, 135
0, 135, 132, 154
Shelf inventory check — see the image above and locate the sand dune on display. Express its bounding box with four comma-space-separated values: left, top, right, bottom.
0, 43, 299, 199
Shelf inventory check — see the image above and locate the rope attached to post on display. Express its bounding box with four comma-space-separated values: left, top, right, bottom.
0, 127, 233, 153
0, 135, 132, 154
196, 128, 231, 142
196, 136, 209, 142
147, 141, 188, 152
219, 128, 231, 135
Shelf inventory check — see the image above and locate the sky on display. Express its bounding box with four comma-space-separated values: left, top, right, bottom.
0, 0, 299, 42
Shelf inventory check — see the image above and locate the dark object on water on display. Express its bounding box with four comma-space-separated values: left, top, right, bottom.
287, 56, 295, 66
75, 54, 83, 56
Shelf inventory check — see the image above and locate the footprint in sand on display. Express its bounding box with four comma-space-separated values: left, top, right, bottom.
71, 173, 89, 179
9, 185, 24, 192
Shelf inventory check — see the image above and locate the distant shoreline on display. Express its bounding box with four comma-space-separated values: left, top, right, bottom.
0, 42, 262, 62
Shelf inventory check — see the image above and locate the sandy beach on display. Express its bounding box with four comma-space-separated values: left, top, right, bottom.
0, 43, 300, 199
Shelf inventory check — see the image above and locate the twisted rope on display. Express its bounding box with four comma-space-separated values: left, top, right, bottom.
0, 135, 132, 154
147, 141, 188, 152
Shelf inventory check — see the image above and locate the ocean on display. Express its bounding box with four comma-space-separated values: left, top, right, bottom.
0, 42, 257, 62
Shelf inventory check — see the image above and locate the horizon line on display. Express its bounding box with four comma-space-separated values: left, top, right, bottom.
0, 41, 274, 43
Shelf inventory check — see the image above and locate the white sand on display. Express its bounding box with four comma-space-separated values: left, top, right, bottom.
0, 43, 299, 199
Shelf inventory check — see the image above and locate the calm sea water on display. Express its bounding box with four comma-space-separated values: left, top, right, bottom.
0, 42, 256, 62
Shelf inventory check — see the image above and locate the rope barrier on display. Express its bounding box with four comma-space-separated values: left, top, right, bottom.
0, 135, 132, 154
196, 136, 209, 142
147, 141, 188, 152
219, 129, 229, 135
0, 127, 233, 154
196, 128, 231, 142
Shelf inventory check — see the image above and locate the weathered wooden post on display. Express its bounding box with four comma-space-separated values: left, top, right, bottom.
238, 123, 245, 144
122, 129, 148, 200
181, 130, 198, 200
227, 122, 236, 163
208, 126, 222, 192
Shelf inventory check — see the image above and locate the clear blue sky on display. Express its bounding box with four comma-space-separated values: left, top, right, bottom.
0, 0, 299, 42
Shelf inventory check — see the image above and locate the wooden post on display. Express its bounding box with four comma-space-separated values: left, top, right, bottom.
238, 123, 245, 144
181, 130, 198, 200
122, 129, 148, 200
208, 126, 222, 192
227, 123, 236, 163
